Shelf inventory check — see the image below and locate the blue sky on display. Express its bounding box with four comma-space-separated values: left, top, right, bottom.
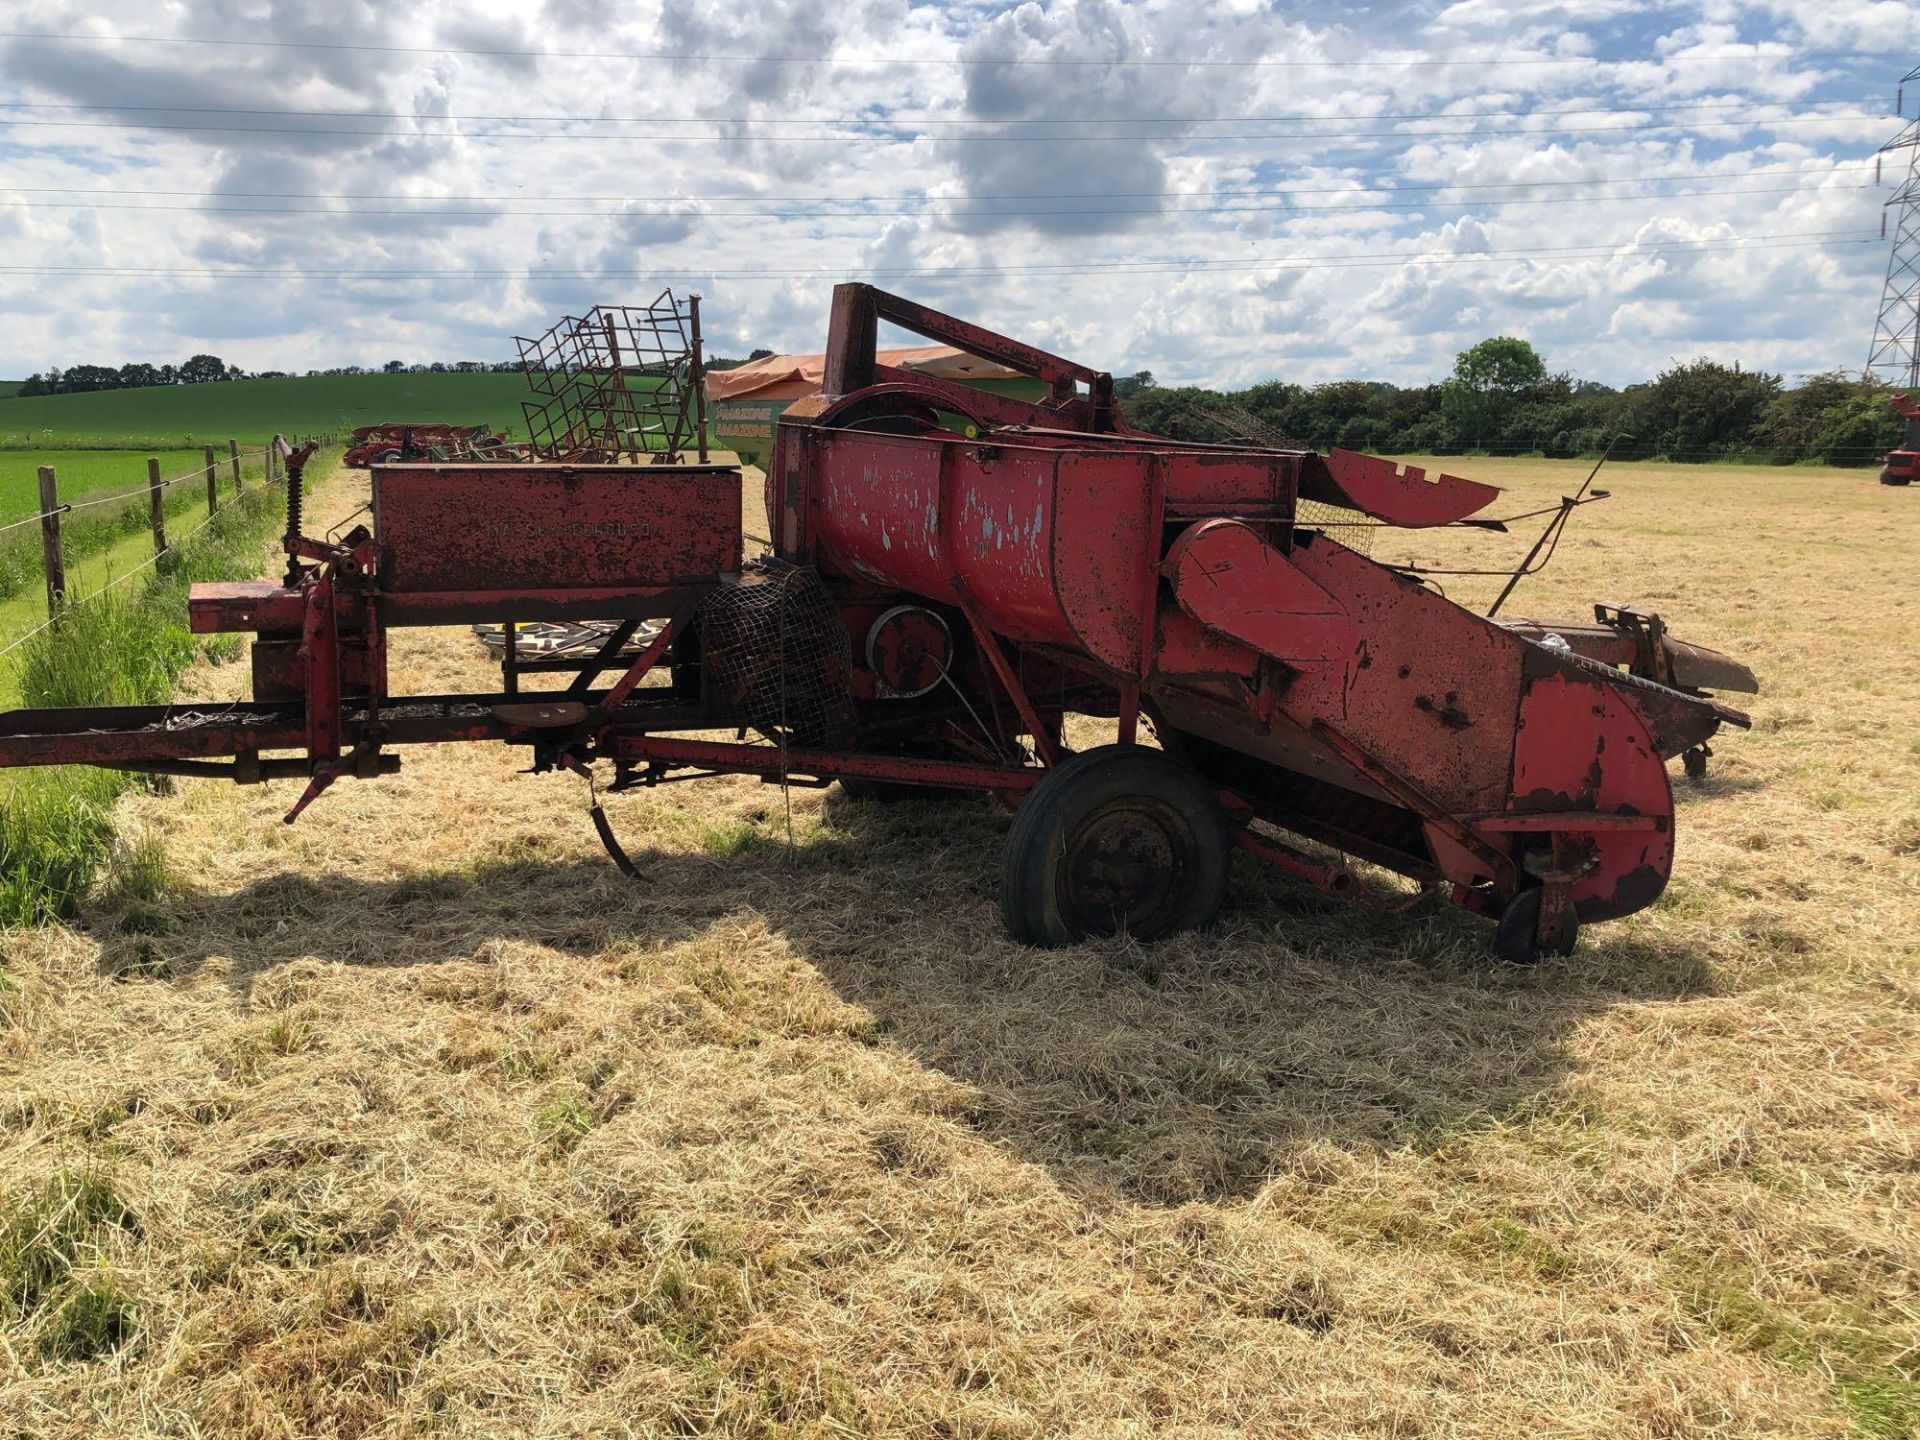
0, 0, 1914, 388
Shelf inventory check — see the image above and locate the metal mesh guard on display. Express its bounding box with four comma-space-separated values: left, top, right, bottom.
700, 561, 855, 747
1179, 400, 1375, 556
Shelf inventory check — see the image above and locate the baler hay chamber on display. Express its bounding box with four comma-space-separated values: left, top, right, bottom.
0, 284, 1758, 962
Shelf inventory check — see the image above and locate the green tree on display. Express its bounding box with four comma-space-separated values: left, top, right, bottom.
1622, 359, 1781, 460
1443, 337, 1543, 451
1440, 337, 1548, 448
178, 353, 230, 384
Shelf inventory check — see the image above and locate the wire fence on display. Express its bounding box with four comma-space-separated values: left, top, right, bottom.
0, 438, 299, 669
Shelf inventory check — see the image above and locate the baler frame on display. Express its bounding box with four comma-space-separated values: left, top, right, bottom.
0, 285, 1759, 961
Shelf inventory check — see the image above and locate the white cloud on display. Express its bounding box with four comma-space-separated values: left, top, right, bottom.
0, 0, 1901, 389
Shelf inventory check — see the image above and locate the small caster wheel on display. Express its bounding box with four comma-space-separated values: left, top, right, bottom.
1493, 887, 1579, 965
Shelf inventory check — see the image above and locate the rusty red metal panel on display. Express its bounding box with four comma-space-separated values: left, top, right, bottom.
188, 581, 307, 634
1307, 449, 1500, 527
372, 463, 741, 594
1050, 450, 1156, 675
1166, 520, 1359, 665
1280, 533, 1526, 814
1508, 671, 1674, 921
811, 432, 1075, 648
1161, 451, 1297, 519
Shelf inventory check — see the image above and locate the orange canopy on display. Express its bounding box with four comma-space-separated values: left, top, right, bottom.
705, 344, 1023, 403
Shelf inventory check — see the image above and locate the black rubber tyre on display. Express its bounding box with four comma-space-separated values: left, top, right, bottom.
1000, 745, 1229, 947
1492, 886, 1580, 965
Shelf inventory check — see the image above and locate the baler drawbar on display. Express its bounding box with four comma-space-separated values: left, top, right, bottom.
0, 285, 1758, 961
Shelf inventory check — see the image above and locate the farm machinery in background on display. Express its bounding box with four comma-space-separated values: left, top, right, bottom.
0, 285, 1759, 962
344, 291, 712, 471
1881, 393, 1920, 485
343, 422, 514, 469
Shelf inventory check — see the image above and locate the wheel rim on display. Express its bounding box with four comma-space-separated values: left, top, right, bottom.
1058, 799, 1190, 937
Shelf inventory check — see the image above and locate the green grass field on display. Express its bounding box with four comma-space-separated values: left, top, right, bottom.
0, 372, 532, 448
0, 450, 272, 701
0, 449, 213, 524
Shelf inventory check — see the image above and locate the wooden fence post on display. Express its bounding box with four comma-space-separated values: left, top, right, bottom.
203, 444, 218, 515
37, 465, 64, 616
147, 457, 167, 558
228, 438, 241, 494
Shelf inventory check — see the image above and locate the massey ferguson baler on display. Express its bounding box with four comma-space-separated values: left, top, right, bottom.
0, 285, 1757, 961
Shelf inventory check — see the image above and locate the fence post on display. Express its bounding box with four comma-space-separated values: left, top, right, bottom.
203, 444, 218, 515
229, 438, 241, 494
147, 456, 167, 558
37, 465, 64, 616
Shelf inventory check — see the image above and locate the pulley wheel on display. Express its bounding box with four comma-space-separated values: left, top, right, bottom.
865, 605, 953, 699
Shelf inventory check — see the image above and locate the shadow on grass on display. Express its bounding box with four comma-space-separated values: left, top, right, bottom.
91, 788, 1724, 1209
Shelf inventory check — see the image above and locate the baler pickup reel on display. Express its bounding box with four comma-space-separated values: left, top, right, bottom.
0, 284, 1759, 963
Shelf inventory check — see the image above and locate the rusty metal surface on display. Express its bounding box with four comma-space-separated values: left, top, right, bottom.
1308, 449, 1502, 527
516, 292, 708, 463
0, 279, 1754, 952
1506, 671, 1675, 921
372, 463, 741, 595
1499, 615, 1760, 694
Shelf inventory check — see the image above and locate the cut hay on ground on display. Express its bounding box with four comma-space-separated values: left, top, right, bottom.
0, 457, 1914, 1437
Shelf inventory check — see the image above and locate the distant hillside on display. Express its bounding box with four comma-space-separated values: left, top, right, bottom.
0, 381, 21, 400
0, 371, 536, 445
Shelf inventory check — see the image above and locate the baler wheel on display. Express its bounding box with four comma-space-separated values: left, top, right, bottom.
1492, 886, 1580, 965
1000, 745, 1228, 947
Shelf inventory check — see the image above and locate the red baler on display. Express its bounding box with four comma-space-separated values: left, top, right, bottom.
0, 285, 1757, 961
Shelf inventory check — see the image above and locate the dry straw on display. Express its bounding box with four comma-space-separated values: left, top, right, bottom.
0, 457, 1914, 1436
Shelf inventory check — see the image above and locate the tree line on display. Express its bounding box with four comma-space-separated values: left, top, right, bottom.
18, 354, 251, 394
15, 346, 781, 396
1117, 340, 1905, 465
14, 336, 1904, 464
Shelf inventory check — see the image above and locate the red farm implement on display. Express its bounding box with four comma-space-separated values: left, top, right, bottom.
1881, 394, 1920, 485
342, 422, 514, 469
0, 285, 1758, 961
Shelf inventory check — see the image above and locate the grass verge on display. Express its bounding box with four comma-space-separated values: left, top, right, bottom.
0, 464, 307, 925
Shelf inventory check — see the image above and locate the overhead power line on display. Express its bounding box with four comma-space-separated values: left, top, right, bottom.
0, 112, 1876, 144
0, 161, 1864, 206
0, 30, 1879, 69
0, 228, 1872, 282
0, 96, 1790, 126
1, 179, 1870, 222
